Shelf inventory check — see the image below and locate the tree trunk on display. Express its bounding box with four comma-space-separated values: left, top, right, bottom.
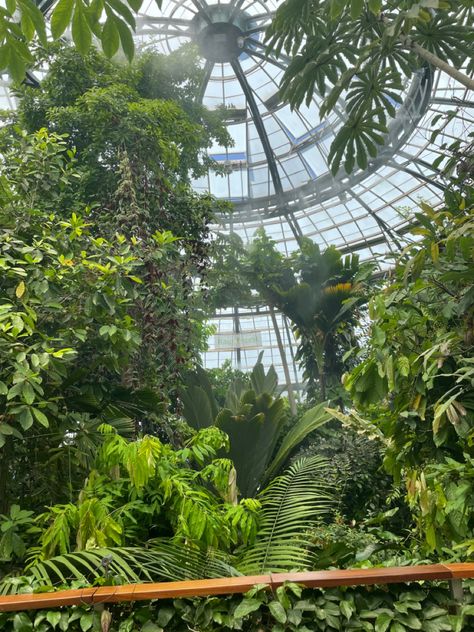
399, 35, 474, 91
269, 304, 297, 415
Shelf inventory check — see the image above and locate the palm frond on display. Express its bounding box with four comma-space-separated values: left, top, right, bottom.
263, 402, 331, 484
0, 541, 239, 595
237, 456, 334, 575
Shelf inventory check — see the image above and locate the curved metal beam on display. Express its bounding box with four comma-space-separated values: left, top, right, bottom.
245, 25, 269, 35
135, 16, 194, 26
230, 58, 283, 199
351, 192, 402, 250
248, 39, 291, 65
242, 48, 287, 71
189, 0, 212, 24
229, 0, 247, 23
136, 28, 192, 37
230, 58, 303, 242
197, 59, 214, 103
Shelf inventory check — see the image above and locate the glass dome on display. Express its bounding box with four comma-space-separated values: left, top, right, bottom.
125, 0, 474, 384
19, 0, 474, 386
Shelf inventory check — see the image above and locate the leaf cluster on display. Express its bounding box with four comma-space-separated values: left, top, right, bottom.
266, 0, 473, 173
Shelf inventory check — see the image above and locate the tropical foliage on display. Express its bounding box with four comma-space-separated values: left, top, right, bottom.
0, 0, 158, 81
245, 230, 372, 400
334, 183, 474, 551
266, 0, 473, 173
1, 9, 474, 632
1, 581, 473, 631
181, 358, 331, 497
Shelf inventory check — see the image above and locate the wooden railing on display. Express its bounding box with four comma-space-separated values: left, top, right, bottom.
1, 563, 474, 612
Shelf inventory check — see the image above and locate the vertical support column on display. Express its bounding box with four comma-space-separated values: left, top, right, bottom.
449, 579, 464, 615
233, 306, 242, 370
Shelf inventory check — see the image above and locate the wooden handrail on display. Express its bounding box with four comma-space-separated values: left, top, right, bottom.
1, 563, 474, 612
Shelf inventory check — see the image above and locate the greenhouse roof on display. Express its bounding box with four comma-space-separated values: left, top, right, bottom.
127, 0, 473, 257
1, 0, 471, 379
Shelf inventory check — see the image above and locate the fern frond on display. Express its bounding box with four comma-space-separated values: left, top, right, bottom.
237, 456, 334, 574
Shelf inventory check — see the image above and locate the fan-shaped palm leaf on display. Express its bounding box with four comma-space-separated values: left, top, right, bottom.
237, 456, 334, 575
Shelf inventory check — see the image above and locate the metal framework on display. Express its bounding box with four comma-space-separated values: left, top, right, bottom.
14, 0, 470, 381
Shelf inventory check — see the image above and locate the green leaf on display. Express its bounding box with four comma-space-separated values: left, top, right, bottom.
351, 0, 364, 18
71, 0, 92, 54
269, 601, 287, 624
114, 16, 135, 61
8, 48, 26, 82
51, 0, 75, 38
80, 612, 94, 632
106, 0, 136, 29
0, 381, 8, 395
397, 355, 410, 377
13, 613, 33, 631
46, 611, 61, 629
234, 598, 263, 619
376, 613, 393, 632
368, 0, 382, 13
0, 45, 11, 72
18, 0, 47, 44
32, 408, 49, 428
22, 382, 35, 405
21, 12, 35, 41
101, 16, 120, 57
18, 407, 33, 431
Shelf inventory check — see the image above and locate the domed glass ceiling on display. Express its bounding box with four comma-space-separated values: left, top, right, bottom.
128, 0, 473, 383
2, 0, 472, 386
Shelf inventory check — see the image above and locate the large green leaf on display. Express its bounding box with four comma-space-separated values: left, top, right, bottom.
216, 392, 288, 498
237, 456, 334, 574
71, 0, 92, 54
1, 543, 238, 594
263, 402, 331, 483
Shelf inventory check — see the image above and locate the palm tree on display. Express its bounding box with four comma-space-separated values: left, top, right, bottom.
246, 231, 370, 400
